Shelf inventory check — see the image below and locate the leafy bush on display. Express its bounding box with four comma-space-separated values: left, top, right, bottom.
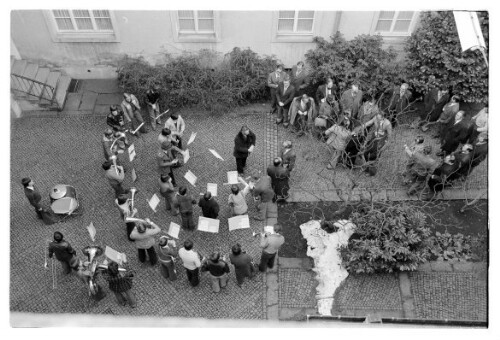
404, 11, 488, 103
304, 33, 402, 97
429, 231, 488, 262
117, 48, 277, 113
340, 203, 432, 274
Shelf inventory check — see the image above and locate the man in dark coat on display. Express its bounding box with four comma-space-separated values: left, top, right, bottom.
251, 173, 276, 222
229, 243, 255, 287
201, 252, 230, 293
106, 105, 126, 132
421, 75, 438, 120
290, 61, 309, 97
275, 77, 296, 125
233, 125, 256, 175
388, 83, 412, 127
198, 192, 220, 219
279, 140, 296, 172
174, 186, 197, 230
267, 64, 283, 114
316, 78, 337, 107
427, 88, 450, 123
48, 231, 78, 274
267, 157, 290, 201
22, 177, 43, 219
421, 154, 460, 200
438, 111, 469, 156
470, 136, 488, 171
451, 144, 474, 181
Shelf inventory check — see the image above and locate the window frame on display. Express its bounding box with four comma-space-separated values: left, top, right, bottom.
177, 10, 215, 34
171, 10, 220, 43
277, 10, 315, 35
371, 11, 419, 37
44, 10, 119, 43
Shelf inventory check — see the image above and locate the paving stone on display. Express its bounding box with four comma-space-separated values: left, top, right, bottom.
278, 258, 303, 268
398, 273, 412, 298
279, 307, 306, 321
402, 300, 416, 318
96, 93, 123, 105
64, 93, 83, 111
266, 273, 278, 290
267, 304, 279, 320
430, 261, 453, 272
278, 268, 316, 308
267, 287, 279, 306
409, 272, 487, 321
452, 262, 475, 272
79, 92, 98, 111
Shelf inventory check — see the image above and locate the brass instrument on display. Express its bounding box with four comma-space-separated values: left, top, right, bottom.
129, 187, 137, 212
110, 154, 119, 176
82, 246, 104, 296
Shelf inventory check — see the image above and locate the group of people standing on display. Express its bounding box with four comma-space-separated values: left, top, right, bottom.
266, 62, 488, 196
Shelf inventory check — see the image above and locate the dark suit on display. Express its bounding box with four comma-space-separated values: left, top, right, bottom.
422, 86, 438, 119
174, 194, 197, 230
388, 88, 412, 126
276, 83, 296, 123
49, 240, 77, 274
441, 120, 470, 155
316, 84, 337, 107
198, 197, 220, 219
280, 148, 296, 172
229, 252, 254, 285
24, 186, 43, 219
233, 131, 256, 173
470, 141, 488, 172
267, 71, 282, 113
267, 165, 290, 200
428, 94, 450, 122
451, 151, 473, 181
290, 66, 309, 96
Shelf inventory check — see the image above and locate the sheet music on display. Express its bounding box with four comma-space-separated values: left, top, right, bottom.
209, 149, 224, 161
148, 194, 160, 212
168, 222, 181, 239
86, 222, 96, 242
187, 132, 197, 145
264, 226, 275, 234
227, 171, 239, 185
207, 183, 217, 197
184, 170, 197, 187
128, 144, 136, 162
105, 246, 127, 265
183, 149, 190, 164
131, 168, 137, 182
228, 215, 250, 231
198, 217, 220, 233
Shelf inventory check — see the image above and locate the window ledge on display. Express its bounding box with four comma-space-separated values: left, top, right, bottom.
176, 32, 219, 43
52, 32, 119, 43
374, 32, 412, 37
273, 33, 314, 43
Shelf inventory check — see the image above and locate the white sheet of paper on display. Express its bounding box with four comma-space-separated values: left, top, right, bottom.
187, 132, 197, 146
184, 170, 197, 187
198, 217, 220, 233
183, 149, 190, 164
131, 168, 137, 182
86, 222, 96, 242
105, 246, 127, 265
264, 226, 275, 234
227, 171, 239, 185
168, 222, 181, 239
209, 149, 224, 161
148, 194, 160, 212
228, 215, 250, 231
207, 183, 218, 197
128, 144, 136, 162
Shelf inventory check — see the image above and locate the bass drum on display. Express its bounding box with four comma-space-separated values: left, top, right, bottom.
50, 184, 77, 201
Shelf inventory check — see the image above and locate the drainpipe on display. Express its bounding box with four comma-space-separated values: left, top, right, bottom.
333, 11, 342, 34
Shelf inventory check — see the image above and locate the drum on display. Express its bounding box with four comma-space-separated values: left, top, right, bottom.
51, 197, 79, 215
50, 184, 77, 201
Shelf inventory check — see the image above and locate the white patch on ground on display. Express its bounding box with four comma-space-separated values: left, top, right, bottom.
300, 219, 355, 316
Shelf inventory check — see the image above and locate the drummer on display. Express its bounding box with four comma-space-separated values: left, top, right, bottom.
107, 105, 126, 132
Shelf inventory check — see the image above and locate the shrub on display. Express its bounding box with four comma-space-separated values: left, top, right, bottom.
339, 203, 432, 274
404, 11, 488, 104
117, 48, 278, 114
429, 231, 488, 262
304, 33, 402, 98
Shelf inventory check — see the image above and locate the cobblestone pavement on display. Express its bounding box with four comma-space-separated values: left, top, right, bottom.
278, 268, 316, 308
409, 271, 487, 321
333, 274, 403, 312
273, 112, 487, 199
10, 105, 272, 319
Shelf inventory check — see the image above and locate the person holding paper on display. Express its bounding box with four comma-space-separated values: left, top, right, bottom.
102, 261, 137, 308
103, 160, 128, 198
258, 224, 285, 272
115, 194, 138, 241
229, 243, 255, 287
267, 157, 290, 201
159, 174, 179, 215
146, 87, 161, 130
233, 125, 256, 175
158, 128, 179, 148
201, 252, 230, 293
174, 186, 197, 230
178, 240, 202, 287
198, 192, 220, 219
121, 93, 145, 135
130, 218, 161, 265
164, 112, 186, 149
48, 231, 79, 274
157, 236, 178, 281
157, 141, 183, 186
228, 177, 251, 216
250, 173, 275, 222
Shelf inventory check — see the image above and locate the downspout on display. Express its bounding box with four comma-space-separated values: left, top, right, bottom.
333, 11, 342, 34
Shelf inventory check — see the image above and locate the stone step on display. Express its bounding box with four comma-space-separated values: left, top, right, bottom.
40, 71, 61, 103
31, 68, 51, 98
54, 75, 71, 110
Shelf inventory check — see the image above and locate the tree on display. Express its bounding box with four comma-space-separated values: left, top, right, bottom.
404, 11, 488, 104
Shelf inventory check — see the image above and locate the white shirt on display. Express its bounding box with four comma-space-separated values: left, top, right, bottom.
178, 248, 201, 270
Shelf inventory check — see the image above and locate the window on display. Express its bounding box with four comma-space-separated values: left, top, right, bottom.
375, 11, 415, 33
178, 10, 215, 33
52, 10, 113, 32
278, 11, 314, 34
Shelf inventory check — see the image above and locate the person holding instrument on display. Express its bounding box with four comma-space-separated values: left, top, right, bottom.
129, 218, 161, 265
258, 224, 285, 272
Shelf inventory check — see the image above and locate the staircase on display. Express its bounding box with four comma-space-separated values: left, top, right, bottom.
11, 58, 72, 115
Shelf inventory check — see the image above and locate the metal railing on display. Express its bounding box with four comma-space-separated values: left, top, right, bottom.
10, 73, 59, 110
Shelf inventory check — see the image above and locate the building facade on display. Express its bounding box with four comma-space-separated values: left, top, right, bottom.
11, 10, 420, 78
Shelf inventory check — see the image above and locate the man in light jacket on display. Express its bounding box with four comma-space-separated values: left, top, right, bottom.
325, 117, 353, 170
130, 218, 161, 265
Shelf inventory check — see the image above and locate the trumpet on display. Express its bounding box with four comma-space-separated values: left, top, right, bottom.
252, 231, 271, 238
125, 216, 147, 224
110, 154, 119, 176
129, 187, 137, 212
